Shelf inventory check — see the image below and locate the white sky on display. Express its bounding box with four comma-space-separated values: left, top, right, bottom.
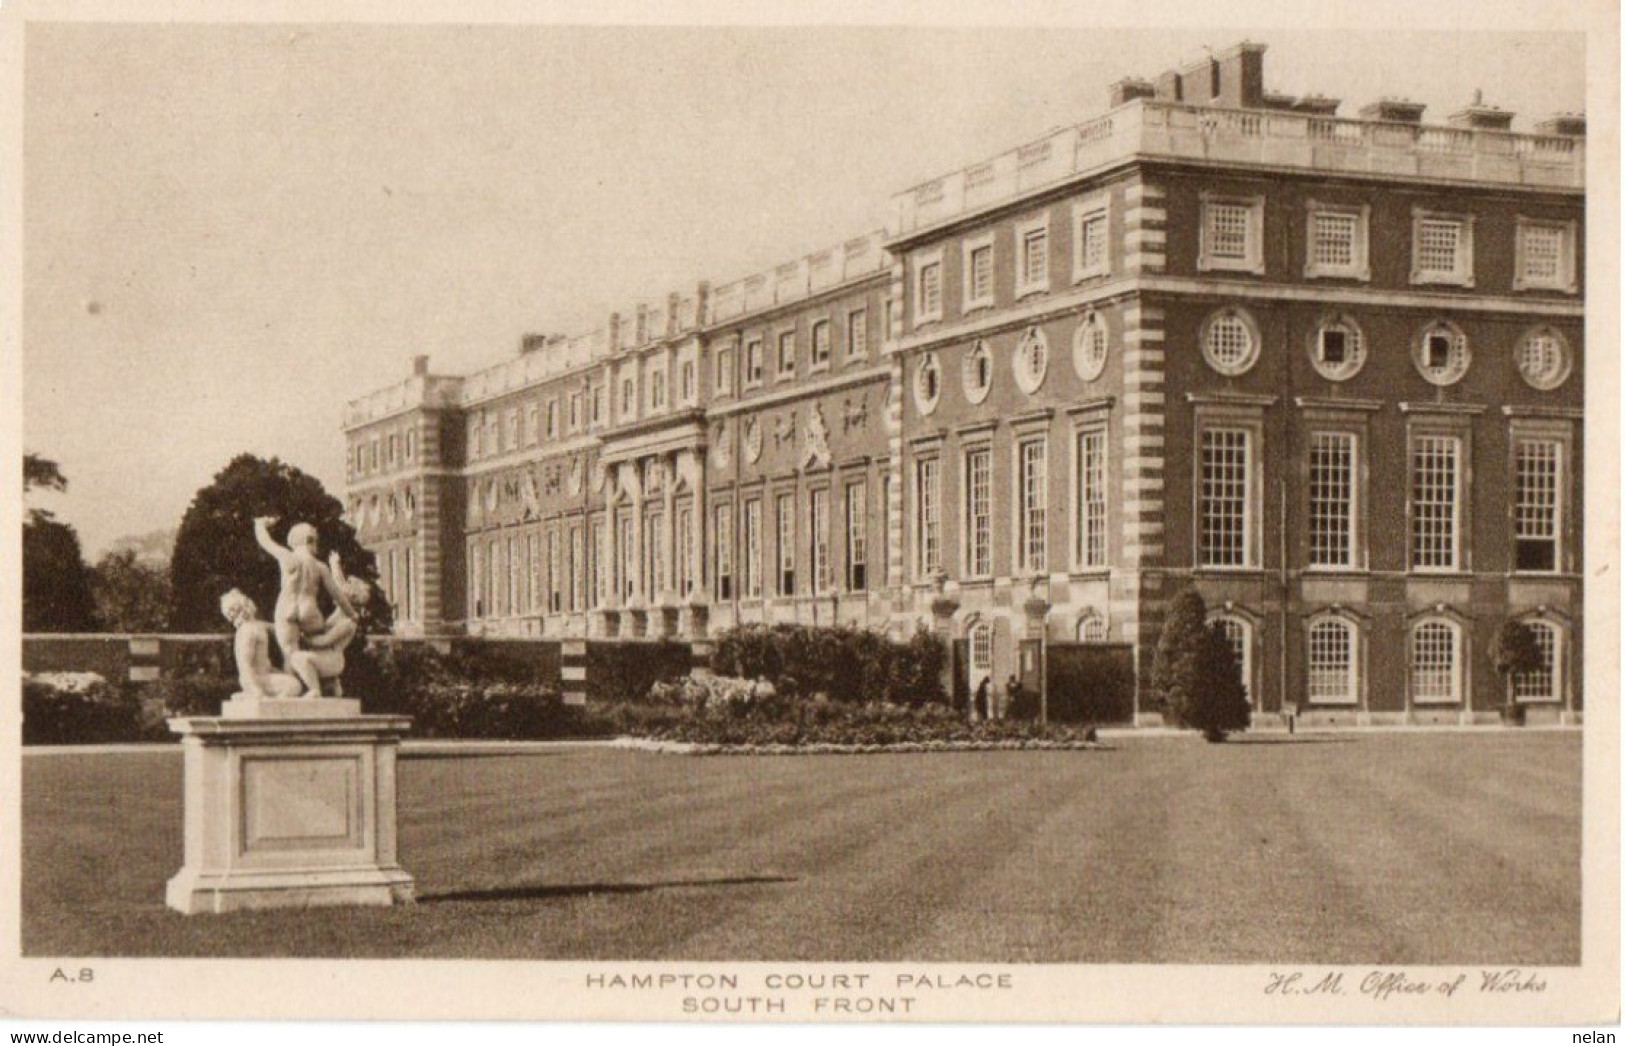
21, 19, 1587, 557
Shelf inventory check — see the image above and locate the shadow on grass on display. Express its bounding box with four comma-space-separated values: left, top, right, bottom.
1225, 735, 1357, 745
401, 749, 593, 761
423, 874, 797, 904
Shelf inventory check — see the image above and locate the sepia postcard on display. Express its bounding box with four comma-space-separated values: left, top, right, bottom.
0, 0, 1618, 1031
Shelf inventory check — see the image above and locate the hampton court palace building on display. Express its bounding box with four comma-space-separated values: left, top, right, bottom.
343, 42, 1585, 727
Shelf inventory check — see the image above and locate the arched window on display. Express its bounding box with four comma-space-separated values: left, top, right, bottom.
1210, 614, 1253, 707
1512, 620, 1562, 703
969, 621, 993, 675
1077, 614, 1109, 643
1306, 617, 1358, 705
1411, 619, 1462, 704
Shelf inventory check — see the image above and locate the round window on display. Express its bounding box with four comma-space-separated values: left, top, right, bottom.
962, 340, 993, 404
1073, 312, 1109, 382
1014, 327, 1049, 394
1202, 308, 1260, 376
1517, 327, 1571, 390
1309, 315, 1366, 381
914, 353, 942, 414
1413, 321, 1470, 386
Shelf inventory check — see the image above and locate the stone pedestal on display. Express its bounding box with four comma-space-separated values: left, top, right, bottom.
166, 697, 415, 915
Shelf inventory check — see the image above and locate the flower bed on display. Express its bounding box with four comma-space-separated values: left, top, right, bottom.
617, 737, 1103, 757
638, 675, 1101, 750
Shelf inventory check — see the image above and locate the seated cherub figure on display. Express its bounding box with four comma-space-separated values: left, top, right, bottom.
220, 589, 305, 699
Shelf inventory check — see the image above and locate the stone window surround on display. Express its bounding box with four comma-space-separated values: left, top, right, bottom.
1304, 611, 1364, 707
1071, 193, 1112, 283
1513, 216, 1579, 294
913, 246, 945, 327
1508, 416, 1574, 576
1409, 207, 1476, 288
1191, 399, 1269, 572
1303, 199, 1372, 282
1404, 414, 1474, 575
1014, 212, 1051, 300
961, 230, 997, 313
1198, 191, 1266, 276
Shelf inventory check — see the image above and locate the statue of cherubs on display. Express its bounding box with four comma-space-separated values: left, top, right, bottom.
220, 589, 305, 699
285, 553, 372, 697
254, 516, 358, 669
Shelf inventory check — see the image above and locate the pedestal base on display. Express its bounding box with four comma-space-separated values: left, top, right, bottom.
167, 707, 415, 915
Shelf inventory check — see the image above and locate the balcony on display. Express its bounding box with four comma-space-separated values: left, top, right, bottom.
891, 100, 1585, 238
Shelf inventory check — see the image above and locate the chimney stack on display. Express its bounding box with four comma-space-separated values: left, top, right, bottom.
696, 280, 712, 329
1359, 98, 1427, 124
1535, 113, 1586, 137
412, 354, 430, 376
608, 311, 622, 351
1109, 77, 1156, 108
1448, 91, 1515, 131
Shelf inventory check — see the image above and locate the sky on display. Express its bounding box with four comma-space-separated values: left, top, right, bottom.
20, 17, 1588, 558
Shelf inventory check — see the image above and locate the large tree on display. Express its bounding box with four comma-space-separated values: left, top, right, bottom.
22, 452, 98, 632
168, 454, 389, 636
91, 549, 172, 633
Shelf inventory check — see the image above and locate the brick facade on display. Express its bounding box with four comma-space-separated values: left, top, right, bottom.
345, 41, 1584, 725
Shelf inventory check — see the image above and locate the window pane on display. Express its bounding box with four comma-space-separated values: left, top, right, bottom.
1412, 622, 1458, 703
1078, 429, 1107, 568
1313, 211, 1358, 268
1308, 621, 1354, 704
1513, 623, 1558, 702
965, 449, 991, 576
1019, 439, 1047, 572
1417, 219, 1462, 275
1521, 225, 1565, 284
1411, 436, 1459, 569
1208, 203, 1251, 260
1515, 439, 1560, 571
1200, 429, 1250, 567
1309, 432, 1355, 568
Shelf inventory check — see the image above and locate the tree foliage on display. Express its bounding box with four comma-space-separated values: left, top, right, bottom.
168, 454, 389, 635
1151, 589, 1250, 741
24, 514, 99, 632
1490, 619, 1544, 704
91, 549, 172, 633
22, 452, 98, 633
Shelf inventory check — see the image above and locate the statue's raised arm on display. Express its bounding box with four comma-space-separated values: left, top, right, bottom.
253, 516, 293, 567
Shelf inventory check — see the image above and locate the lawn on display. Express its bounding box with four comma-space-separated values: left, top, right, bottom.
22, 732, 1581, 963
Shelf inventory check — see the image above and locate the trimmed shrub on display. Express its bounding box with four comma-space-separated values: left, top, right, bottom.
22, 673, 142, 745
1045, 644, 1136, 725
1151, 590, 1250, 740
143, 676, 238, 718
404, 682, 585, 740
585, 640, 692, 704
711, 624, 946, 706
